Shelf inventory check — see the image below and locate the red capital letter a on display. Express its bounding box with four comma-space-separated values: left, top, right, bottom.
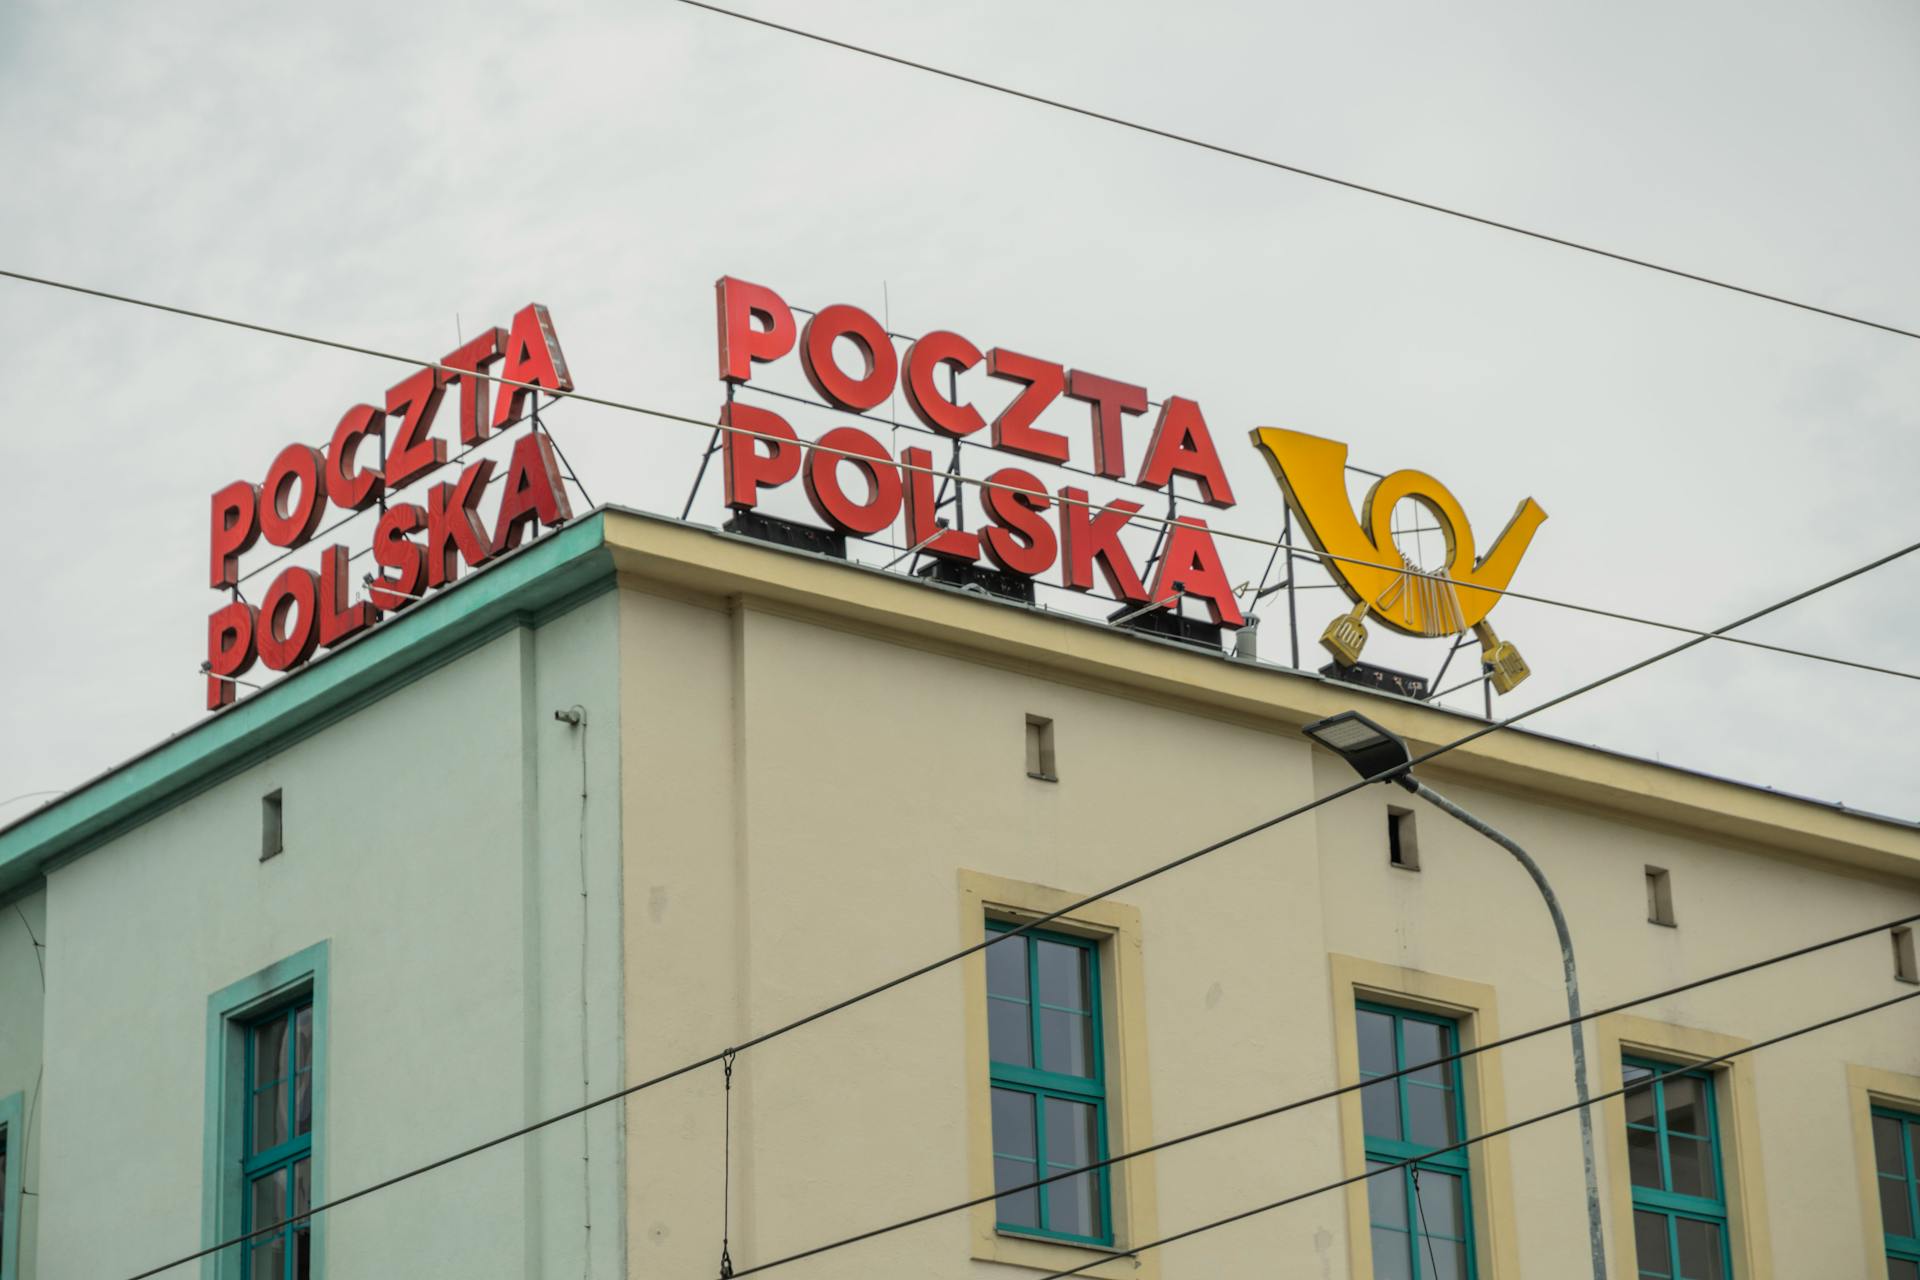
493, 432, 576, 554
493, 304, 575, 430
1150, 517, 1244, 627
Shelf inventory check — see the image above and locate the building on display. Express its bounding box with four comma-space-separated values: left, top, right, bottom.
2, 507, 1918, 1280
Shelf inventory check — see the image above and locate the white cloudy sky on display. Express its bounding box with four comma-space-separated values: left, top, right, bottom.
2, 0, 1916, 823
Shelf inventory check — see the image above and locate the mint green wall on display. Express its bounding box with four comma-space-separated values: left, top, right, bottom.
30, 592, 626, 1280
0, 886, 43, 1280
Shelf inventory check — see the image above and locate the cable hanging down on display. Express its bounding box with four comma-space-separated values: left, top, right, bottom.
709, 906, 1920, 1278
1034, 988, 1920, 1279
114, 534, 1920, 1280
719, 1049, 737, 1280
675, 1, 1920, 346
1, 267, 1913, 690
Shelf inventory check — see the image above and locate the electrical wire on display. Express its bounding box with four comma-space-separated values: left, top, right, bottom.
675, 1, 1920, 347
2, 267, 1912, 689
708, 906, 1920, 1277
116, 534, 1920, 1280
1035, 988, 1920, 1279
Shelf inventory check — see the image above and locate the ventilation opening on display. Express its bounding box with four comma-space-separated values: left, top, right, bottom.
1025, 715, 1057, 782
1645, 866, 1675, 927
1895, 926, 1918, 985
1387, 806, 1420, 871
262, 789, 284, 861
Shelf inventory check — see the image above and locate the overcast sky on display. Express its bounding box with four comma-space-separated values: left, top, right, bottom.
3, 0, 1917, 827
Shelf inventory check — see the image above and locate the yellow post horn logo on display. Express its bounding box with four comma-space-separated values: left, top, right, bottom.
1249, 427, 1546, 693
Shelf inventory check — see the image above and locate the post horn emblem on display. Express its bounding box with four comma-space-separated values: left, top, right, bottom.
1249, 428, 1546, 693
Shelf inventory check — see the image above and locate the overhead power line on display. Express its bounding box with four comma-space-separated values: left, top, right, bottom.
676, 1, 1920, 346
1034, 987, 1920, 1279
720, 907, 1920, 1276
118, 534, 1920, 1280
2, 268, 1914, 689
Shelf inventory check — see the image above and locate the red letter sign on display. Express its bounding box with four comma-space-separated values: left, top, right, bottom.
1059, 487, 1148, 603
205, 601, 256, 709
981, 467, 1057, 577
425, 459, 496, 588
1150, 517, 1244, 627
985, 349, 1068, 464
902, 331, 985, 437
316, 545, 378, 649
492, 432, 575, 553
325, 404, 386, 512
493, 303, 574, 430
800, 305, 897, 413
1138, 397, 1235, 508
384, 367, 448, 491
369, 503, 427, 611
1065, 370, 1147, 480
902, 446, 981, 562
721, 402, 802, 508
210, 481, 260, 589
442, 327, 508, 445
803, 427, 902, 536
257, 567, 322, 671
259, 444, 330, 549
716, 276, 796, 383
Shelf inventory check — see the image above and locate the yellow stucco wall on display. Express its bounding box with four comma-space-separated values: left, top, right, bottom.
606, 511, 1920, 1280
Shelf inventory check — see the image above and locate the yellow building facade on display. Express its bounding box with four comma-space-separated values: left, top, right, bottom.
3, 507, 1915, 1280
604, 510, 1920, 1280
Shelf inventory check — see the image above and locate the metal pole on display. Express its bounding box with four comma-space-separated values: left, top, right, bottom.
1283, 506, 1300, 670
1399, 777, 1608, 1280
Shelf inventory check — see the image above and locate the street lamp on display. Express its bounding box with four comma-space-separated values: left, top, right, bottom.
1301, 710, 1608, 1280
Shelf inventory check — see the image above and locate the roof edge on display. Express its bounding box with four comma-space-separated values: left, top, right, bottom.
597, 508, 1920, 880
0, 513, 615, 895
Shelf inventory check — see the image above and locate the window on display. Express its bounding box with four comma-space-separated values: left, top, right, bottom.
1623, 1058, 1730, 1279
1, 1088, 22, 1280
1645, 867, 1675, 927
1388, 807, 1420, 871
1357, 1002, 1475, 1279
1025, 716, 1057, 782
205, 943, 326, 1280
244, 1002, 314, 1279
261, 790, 284, 861
1894, 927, 1918, 986
985, 922, 1109, 1245
1875, 1107, 1920, 1279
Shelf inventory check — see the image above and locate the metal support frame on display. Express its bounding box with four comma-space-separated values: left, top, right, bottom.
682, 385, 733, 521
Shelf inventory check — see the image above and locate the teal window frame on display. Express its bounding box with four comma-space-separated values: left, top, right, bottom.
241, 1002, 314, 1279
1622, 1056, 1732, 1280
1875, 1106, 1920, 1273
1357, 1001, 1478, 1279
0, 1089, 23, 1280
985, 921, 1113, 1248
203, 942, 328, 1280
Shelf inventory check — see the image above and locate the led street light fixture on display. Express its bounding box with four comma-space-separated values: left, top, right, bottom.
1299, 710, 1415, 786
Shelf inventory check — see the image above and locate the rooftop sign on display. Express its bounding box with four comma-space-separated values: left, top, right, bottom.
202, 305, 576, 707
196, 283, 1545, 710
1251, 429, 1545, 690
712, 276, 1246, 630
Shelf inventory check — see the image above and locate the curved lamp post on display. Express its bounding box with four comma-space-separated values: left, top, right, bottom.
1301, 710, 1607, 1280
